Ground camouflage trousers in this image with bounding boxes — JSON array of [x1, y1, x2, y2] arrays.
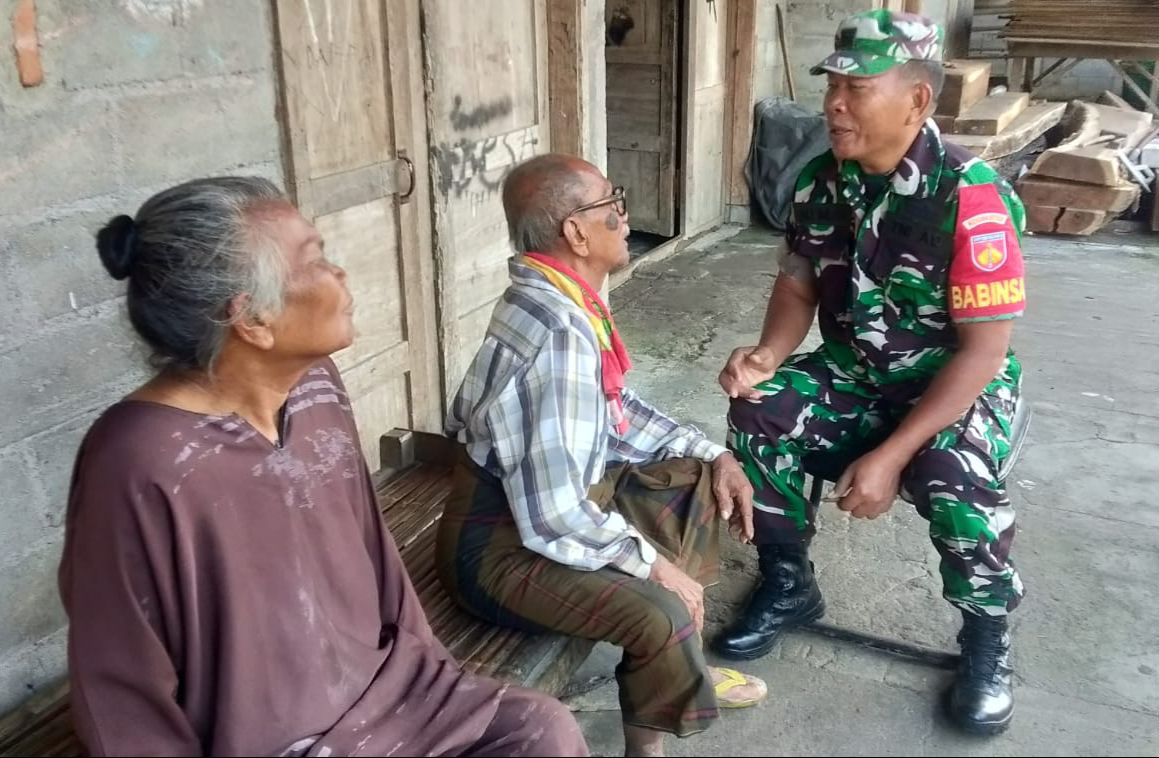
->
[[727, 348, 1025, 617]]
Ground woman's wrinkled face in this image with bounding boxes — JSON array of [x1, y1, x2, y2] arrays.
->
[[255, 203, 355, 360]]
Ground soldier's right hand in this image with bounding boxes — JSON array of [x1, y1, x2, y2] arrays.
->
[[719, 346, 779, 399]]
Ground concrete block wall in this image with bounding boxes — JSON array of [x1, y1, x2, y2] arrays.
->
[[1030, 60, 1122, 101], [778, 1, 1003, 111], [0, 0, 283, 713], [753, 0, 786, 104]]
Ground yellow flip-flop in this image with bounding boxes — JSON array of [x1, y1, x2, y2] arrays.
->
[[711, 666, 768, 709]]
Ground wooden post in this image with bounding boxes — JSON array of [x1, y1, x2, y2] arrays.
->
[[546, 0, 585, 158], [1151, 58, 1159, 108], [380, 430, 415, 471], [1113, 60, 1159, 118], [725, 0, 757, 208], [1150, 176, 1159, 233], [776, 4, 794, 101], [1008, 57, 1027, 92], [944, 0, 975, 61]]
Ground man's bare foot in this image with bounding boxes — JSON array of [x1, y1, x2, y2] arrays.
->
[[623, 724, 664, 757], [709, 666, 768, 708]]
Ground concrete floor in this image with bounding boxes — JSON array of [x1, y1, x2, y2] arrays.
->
[[568, 224, 1159, 756]]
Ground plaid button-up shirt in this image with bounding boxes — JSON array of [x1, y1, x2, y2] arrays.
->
[[447, 259, 727, 579]]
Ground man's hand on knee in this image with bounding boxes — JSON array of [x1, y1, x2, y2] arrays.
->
[[649, 556, 705, 631], [711, 453, 755, 543], [832, 447, 908, 519]]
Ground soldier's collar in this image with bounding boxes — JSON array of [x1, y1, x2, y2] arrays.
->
[[888, 120, 946, 198], [842, 120, 946, 200]]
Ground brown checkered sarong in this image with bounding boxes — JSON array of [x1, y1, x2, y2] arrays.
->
[[435, 449, 721, 736]]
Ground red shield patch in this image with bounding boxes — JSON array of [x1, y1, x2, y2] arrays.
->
[[970, 232, 1007, 273]]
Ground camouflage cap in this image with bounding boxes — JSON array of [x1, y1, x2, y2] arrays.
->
[[810, 9, 943, 77]]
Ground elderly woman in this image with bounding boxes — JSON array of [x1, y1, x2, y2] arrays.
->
[[58, 177, 588, 757]]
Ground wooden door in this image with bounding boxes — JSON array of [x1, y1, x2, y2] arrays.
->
[[421, 0, 552, 397], [685, 0, 729, 235], [273, 0, 442, 465], [606, 0, 679, 236]]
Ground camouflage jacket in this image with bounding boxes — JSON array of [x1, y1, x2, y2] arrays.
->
[[788, 121, 1026, 401]]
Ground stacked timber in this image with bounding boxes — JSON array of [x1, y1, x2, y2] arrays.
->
[[936, 59, 1065, 161], [1004, 1, 1159, 47], [1015, 101, 1152, 235]]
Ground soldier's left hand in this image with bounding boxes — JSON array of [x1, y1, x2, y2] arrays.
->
[[711, 453, 755, 543], [832, 448, 905, 519]]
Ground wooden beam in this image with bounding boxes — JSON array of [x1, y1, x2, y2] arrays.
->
[[1098, 90, 1136, 110], [938, 59, 991, 117], [776, 4, 794, 101], [1091, 103, 1154, 149], [1025, 206, 1110, 235], [1111, 60, 1159, 118], [944, 0, 975, 61], [1151, 176, 1159, 232], [546, 0, 585, 157], [1007, 38, 1159, 60], [725, 0, 758, 206], [1016, 175, 1140, 214], [1031, 145, 1122, 186], [1007, 57, 1027, 92], [946, 101, 1065, 159], [1151, 59, 1159, 108], [379, 429, 416, 471], [680, 0, 699, 235], [954, 92, 1030, 136]]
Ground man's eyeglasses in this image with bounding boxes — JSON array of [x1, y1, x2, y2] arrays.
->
[[561, 186, 628, 235]]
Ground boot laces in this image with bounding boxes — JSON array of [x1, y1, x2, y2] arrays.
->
[[960, 622, 1006, 681]]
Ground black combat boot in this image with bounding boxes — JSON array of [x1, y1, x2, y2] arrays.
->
[[948, 611, 1014, 735], [713, 543, 825, 660]]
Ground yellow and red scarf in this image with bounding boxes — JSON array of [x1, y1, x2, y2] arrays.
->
[[522, 253, 633, 434]]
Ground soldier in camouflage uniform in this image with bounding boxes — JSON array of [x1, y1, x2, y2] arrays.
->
[[713, 10, 1027, 735]]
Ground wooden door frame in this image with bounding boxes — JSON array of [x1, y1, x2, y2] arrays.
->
[[546, 0, 735, 280], [386, 0, 443, 433], [723, 0, 757, 221], [547, 0, 586, 158], [677, 0, 690, 237], [549, 1, 690, 239], [270, 0, 444, 433]]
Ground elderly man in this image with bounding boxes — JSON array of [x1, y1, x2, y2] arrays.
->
[[438, 154, 766, 757], [715, 10, 1027, 735]]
